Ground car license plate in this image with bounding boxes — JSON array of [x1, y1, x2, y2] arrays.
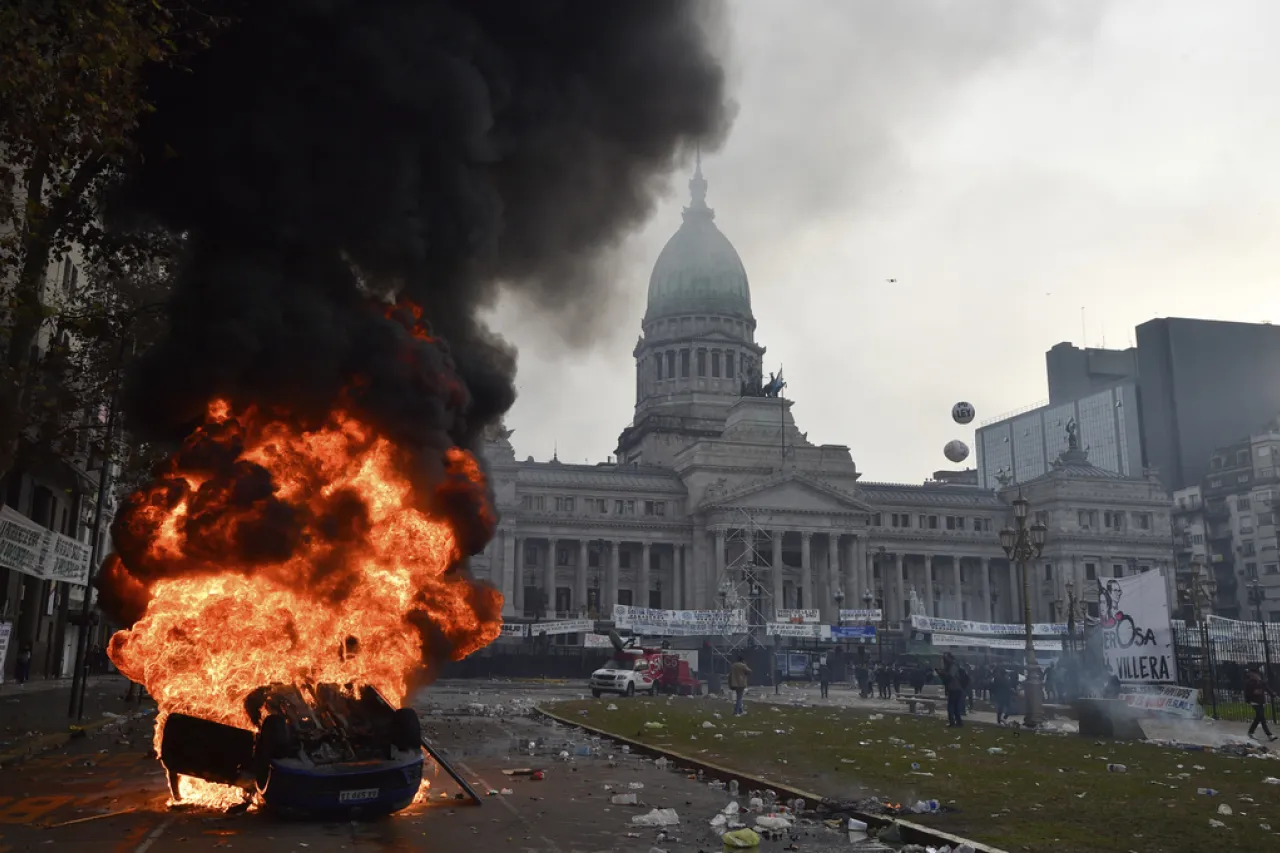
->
[[338, 788, 379, 803]]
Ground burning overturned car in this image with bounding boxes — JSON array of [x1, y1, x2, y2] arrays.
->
[[160, 680, 426, 818]]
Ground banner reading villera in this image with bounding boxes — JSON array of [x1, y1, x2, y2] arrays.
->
[[1097, 570, 1178, 684]]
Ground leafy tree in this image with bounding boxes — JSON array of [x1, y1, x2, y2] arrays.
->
[[0, 0, 223, 481]]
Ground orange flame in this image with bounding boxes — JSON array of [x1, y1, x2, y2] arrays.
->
[[103, 397, 503, 801]]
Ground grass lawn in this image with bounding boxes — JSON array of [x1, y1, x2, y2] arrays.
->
[[544, 697, 1280, 853]]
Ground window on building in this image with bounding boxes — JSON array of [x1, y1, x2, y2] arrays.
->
[[1238, 496, 1252, 511], [617, 589, 633, 606], [588, 548, 600, 568], [1044, 563, 1053, 581], [1246, 561, 1258, 579], [725, 354, 735, 379], [1192, 533, 1204, 544], [1267, 563, 1280, 575], [1078, 509, 1097, 527], [945, 516, 957, 531], [680, 350, 690, 377], [556, 547, 570, 566], [650, 550, 661, 570], [1104, 511, 1124, 531], [711, 352, 721, 378], [619, 550, 631, 570], [872, 513, 882, 526], [524, 544, 538, 566], [555, 496, 574, 512], [1133, 512, 1152, 530], [649, 588, 662, 608], [1085, 562, 1097, 580], [1237, 449, 1251, 465], [666, 351, 675, 378], [555, 587, 571, 614], [644, 500, 665, 516], [1243, 541, 1257, 557], [696, 349, 707, 377], [1113, 564, 1123, 578], [972, 517, 982, 531], [654, 356, 662, 381], [521, 494, 531, 510]]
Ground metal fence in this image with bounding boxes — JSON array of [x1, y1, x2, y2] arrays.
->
[[1172, 615, 1279, 722]]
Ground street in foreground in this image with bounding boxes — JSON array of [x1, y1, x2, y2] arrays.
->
[[546, 695, 1280, 853], [0, 682, 875, 853]]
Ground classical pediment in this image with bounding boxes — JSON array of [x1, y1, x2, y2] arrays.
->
[[700, 471, 874, 515]]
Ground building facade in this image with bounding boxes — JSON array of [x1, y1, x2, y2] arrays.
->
[[1136, 317, 1280, 491], [1171, 421, 1280, 621], [472, 165, 1176, 634], [975, 383, 1142, 490]]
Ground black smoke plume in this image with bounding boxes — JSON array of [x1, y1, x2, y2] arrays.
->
[[99, 0, 733, 626]]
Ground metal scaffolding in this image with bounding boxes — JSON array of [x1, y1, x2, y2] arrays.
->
[[712, 508, 775, 661]]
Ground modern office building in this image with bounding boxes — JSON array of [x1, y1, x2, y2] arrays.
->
[[1044, 342, 1138, 404], [1135, 318, 1280, 492], [975, 383, 1143, 490]]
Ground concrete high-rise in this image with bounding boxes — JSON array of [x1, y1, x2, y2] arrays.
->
[[1136, 318, 1280, 491]]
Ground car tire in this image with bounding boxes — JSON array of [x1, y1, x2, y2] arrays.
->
[[254, 714, 290, 789], [390, 707, 422, 752], [626, 683, 635, 697], [592, 690, 602, 698]]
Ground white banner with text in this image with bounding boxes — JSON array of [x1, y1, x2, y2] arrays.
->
[[612, 605, 747, 636], [0, 506, 92, 586], [909, 614, 1067, 636], [1097, 570, 1178, 684]]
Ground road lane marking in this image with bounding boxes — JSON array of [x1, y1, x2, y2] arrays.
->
[[0, 796, 77, 824], [133, 816, 174, 853]]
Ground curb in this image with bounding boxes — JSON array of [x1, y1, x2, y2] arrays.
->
[[535, 706, 1009, 853], [0, 709, 152, 769]]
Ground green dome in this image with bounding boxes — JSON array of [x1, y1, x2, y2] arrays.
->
[[644, 162, 752, 324]]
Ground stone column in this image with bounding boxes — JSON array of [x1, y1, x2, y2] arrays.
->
[[981, 557, 992, 622], [679, 545, 690, 610], [924, 555, 935, 617], [640, 541, 652, 610], [952, 556, 963, 619], [513, 536, 525, 613], [607, 541, 620, 618], [713, 529, 726, 601], [800, 532, 813, 611], [844, 536, 858, 608], [500, 530, 515, 616], [889, 552, 902, 621], [771, 531, 784, 616], [577, 540, 588, 614], [544, 539, 558, 617]]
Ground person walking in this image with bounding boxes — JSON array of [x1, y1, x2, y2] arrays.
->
[[15, 644, 32, 684], [818, 658, 830, 699], [936, 652, 966, 728], [1244, 669, 1277, 742], [991, 666, 1013, 725], [729, 655, 752, 716]]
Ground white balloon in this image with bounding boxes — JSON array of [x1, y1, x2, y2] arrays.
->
[[943, 440, 970, 464], [951, 401, 976, 425]]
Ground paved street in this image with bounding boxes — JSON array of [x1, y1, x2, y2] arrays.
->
[[0, 680, 870, 853]]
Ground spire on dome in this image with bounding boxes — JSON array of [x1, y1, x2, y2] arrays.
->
[[685, 145, 712, 220]]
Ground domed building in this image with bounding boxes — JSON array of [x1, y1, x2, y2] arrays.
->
[[474, 162, 1175, 648]]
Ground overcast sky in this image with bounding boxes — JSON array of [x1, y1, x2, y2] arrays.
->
[[485, 0, 1280, 484]]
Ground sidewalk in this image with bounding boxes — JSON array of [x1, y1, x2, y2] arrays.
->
[[0, 674, 155, 766]]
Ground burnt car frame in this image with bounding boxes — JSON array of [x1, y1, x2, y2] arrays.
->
[[160, 682, 426, 818]]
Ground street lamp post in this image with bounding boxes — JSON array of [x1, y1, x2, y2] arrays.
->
[[833, 587, 845, 622], [999, 493, 1048, 727]]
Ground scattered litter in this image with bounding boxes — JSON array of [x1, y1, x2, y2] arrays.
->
[[1106, 764, 1127, 773], [1217, 804, 1233, 816], [722, 828, 761, 848], [611, 793, 638, 805], [632, 808, 679, 827]]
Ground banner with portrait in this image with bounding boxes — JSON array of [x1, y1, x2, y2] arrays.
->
[[1097, 570, 1177, 684]]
